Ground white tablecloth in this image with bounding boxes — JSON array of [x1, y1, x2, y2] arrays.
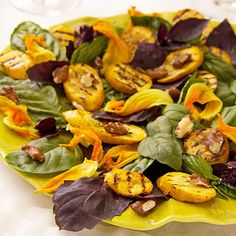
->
[[0, 0, 236, 235]]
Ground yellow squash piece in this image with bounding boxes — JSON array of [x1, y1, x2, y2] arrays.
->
[[207, 46, 232, 64], [35, 158, 98, 194], [121, 26, 155, 59], [157, 172, 216, 203], [105, 63, 152, 94], [63, 63, 104, 111], [183, 83, 222, 121], [104, 88, 173, 116], [51, 25, 74, 47], [156, 46, 203, 84], [104, 168, 153, 197], [196, 70, 218, 91], [63, 109, 147, 145], [0, 50, 33, 79]]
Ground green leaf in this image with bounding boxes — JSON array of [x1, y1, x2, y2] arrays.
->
[[10, 21, 66, 60], [138, 116, 183, 170], [5, 133, 83, 174], [123, 156, 154, 173], [131, 15, 172, 37], [221, 105, 236, 126], [101, 78, 126, 103], [177, 77, 205, 104], [182, 154, 219, 180], [0, 72, 69, 127], [70, 36, 108, 64], [202, 52, 236, 106], [211, 181, 229, 199], [162, 104, 189, 127]]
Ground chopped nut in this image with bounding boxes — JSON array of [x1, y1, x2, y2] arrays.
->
[[72, 101, 85, 110], [0, 86, 18, 103], [104, 122, 128, 135], [52, 65, 69, 84], [173, 53, 192, 68], [80, 73, 95, 87], [166, 87, 180, 102], [190, 174, 211, 188], [21, 144, 45, 163], [94, 56, 103, 71], [131, 199, 157, 215], [175, 115, 194, 139], [146, 66, 168, 80], [204, 130, 224, 154]]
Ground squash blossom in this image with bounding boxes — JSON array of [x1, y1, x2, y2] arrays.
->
[[104, 89, 173, 116], [216, 114, 236, 144], [0, 95, 38, 139], [93, 21, 132, 73], [98, 144, 140, 170], [35, 158, 98, 194], [183, 83, 222, 121]]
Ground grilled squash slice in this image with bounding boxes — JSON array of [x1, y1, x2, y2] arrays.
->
[[196, 70, 218, 91], [105, 168, 153, 197], [51, 25, 74, 47], [63, 64, 104, 111], [63, 109, 146, 144], [157, 172, 216, 203], [184, 128, 229, 165], [155, 46, 203, 83], [207, 46, 232, 64], [105, 63, 152, 94], [0, 50, 33, 79]]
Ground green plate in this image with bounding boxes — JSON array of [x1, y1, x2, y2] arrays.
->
[[1, 12, 236, 231]]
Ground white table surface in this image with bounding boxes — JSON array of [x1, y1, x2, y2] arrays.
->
[[1, 0, 236, 235]]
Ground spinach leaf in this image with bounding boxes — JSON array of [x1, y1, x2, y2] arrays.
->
[[138, 116, 183, 170], [162, 103, 189, 127], [101, 78, 126, 103], [221, 105, 236, 126], [212, 181, 236, 199], [123, 156, 154, 173], [203, 52, 236, 105], [177, 77, 205, 104], [70, 36, 108, 64], [182, 154, 219, 180], [10, 21, 66, 60], [0, 72, 69, 127], [131, 16, 172, 37], [5, 133, 83, 174]]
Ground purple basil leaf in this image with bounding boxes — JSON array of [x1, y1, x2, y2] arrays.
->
[[157, 23, 168, 45], [92, 107, 160, 123], [168, 18, 209, 42], [53, 176, 132, 232], [212, 164, 236, 186], [206, 19, 236, 65], [162, 41, 191, 51], [66, 40, 75, 60], [152, 76, 187, 90], [27, 61, 69, 84], [35, 117, 57, 136], [131, 42, 166, 69], [74, 25, 95, 47]]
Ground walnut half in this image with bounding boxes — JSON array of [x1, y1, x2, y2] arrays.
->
[[175, 115, 194, 139], [131, 199, 157, 215], [21, 144, 45, 163]]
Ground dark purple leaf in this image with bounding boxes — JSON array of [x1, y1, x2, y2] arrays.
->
[[168, 18, 209, 42], [74, 25, 95, 47], [157, 23, 168, 45], [53, 176, 132, 232], [92, 107, 160, 123], [152, 76, 187, 90], [212, 164, 236, 186], [136, 186, 168, 200], [35, 117, 57, 136], [206, 19, 236, 65], [66, 40, 75, 60], [27, 61, 69, 84], [131, 43, 166, 69], [162, 41, 191, 51], [227, 161, 236, 169]]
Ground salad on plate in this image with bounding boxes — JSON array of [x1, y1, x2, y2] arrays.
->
[[1, 6, 236, 232]]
